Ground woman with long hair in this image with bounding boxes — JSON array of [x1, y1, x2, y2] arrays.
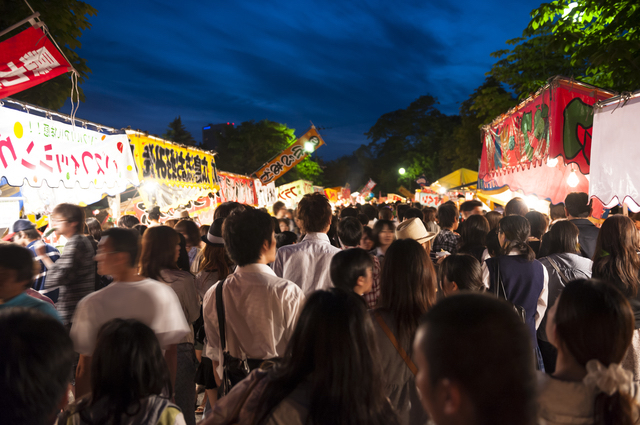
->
[[59, 319, 185, 425], [85, 217, 103, 242], [139, 226, 200, 425], [457, 214, 490, 263], [483, 215, 548, 370], [373, 238, 437, 424], [175, 219, 202, 267], [537, 220, 592, 372], [204, 289, 398, 425], [539, 279, 640, 425], [371, 219, 396, 263], [592, 215, 640, 380]]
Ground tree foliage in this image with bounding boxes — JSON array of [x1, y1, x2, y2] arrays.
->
[[0, 0, 97, 109], [163, 116, 196, 146]]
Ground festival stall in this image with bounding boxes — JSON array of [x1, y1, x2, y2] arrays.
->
[[478, 77, 615, 206], [276, 179, 313, 208], [217, 171, 258, 206], [589, 91, 640, 212], [0, 98, 139, 228], [254, 178, 278, 208]]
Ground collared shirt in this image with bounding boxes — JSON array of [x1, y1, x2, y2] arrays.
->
[[27, 240, 60, 291], [70, 278, 190, 356], [202, 263, 305, 378], [44, 234, 96, 325], [430, 229, 460, 262], [273, 232, 341, 295]]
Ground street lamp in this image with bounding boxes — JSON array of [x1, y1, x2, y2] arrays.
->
[[398, 168, 406, 175]]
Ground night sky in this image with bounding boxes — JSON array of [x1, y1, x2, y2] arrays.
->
[[62, 0, 541, 161]]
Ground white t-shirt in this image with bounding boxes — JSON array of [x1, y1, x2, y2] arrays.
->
[[70, 278, 190, 356]]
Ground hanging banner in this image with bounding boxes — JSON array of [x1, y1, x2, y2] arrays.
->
[[0, 105, 138, 191], [277, 179, 313, 206], [218, 172, 257, 205], [324, 188, 338, 203], [128, 131, 218, 190], [416, 192, 442, 207], [360, 178, 377, 196], [0, 27, 72, 98], [254, 127, 325, 184], [254, 179, 277, 207]]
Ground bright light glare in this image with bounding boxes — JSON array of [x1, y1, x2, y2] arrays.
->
[[144, 181, 159, 191], [546, 157, 559, 168], [398, 168, 406, 175], [439, 187, 447, 195], [304, 141, 315, 153], [567, 170, 580, 188]]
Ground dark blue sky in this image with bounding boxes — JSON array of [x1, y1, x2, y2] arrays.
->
[[63, 0, 540, 161]]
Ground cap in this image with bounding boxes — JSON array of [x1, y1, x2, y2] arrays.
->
[[2, 219, 36, 241]]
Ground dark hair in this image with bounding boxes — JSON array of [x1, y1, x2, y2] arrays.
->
[[164, 218, 179, 228], [458, 214, 490, 252], [0, 308, 75, 425], [546, 220, 580, 255], [82, 319, 171, 425], [554, 279, 635, 425], [215, 202, 245, 220], [397, 204, 410, 222], [362, 204, 377, 221], [132, 223, 147, 236], [504, 198, 529, 217], [176, 233, 191, 272], [485, 210, 503, 231], [199, 224, 210, 238], [549, 203, 566, 221], [418, 293, 536, 425], [255, 289, 399, 425], [117, 214, 140, 229], [439, 254, 484, 294], [340, 207, 358, 219], [330, 248, 374, 292], [297, 193, 332, 233], [0, 243, 36, 287], [148, 207, 161, 222], [139, 226, 180, 280], [378, 208, 394, 221], [356, 213, 370, 226], [498, 215, 536, 261], [486, 228, 501, 257], [437, 203, 459, 229], [102, 228, 141, 268], [525, 211, 549, 239], [276, 231, 298, 249], [223, 209, 274, 266], [86, 217, 103, 241], [338, 217, 364, 247], [372, 219, 395, 248], [174, 219, 201, 247], [423, 207, 436, 223], [53, 203, 85, 233], [403, 207, 424, 221], [460, 200, 483, 214], [592, 215, 640, 298], [272, 201, 285, 216], [377, 239, 437, 347], [564, 192, 592, 218]]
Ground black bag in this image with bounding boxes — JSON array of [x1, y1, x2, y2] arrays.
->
[[216, 280, 265, 396], [493, 259, 526, 322]]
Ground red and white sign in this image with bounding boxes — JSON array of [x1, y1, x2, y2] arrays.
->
[[417, 192, 441, 207], [217, 172, 257, 205], [0, 27, 72, 99]]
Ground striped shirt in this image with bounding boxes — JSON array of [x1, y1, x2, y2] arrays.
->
[[27, 240, 60, 291]]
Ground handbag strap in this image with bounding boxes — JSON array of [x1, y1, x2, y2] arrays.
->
[[548, 257, 570, 286], [215, 279, 227, 351], [493, 259, 508, 301], [374, 312, 418, 376]]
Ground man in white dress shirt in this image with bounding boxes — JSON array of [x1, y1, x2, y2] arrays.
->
[[273, 193, 340, 295], [203, 209, 305, 381]]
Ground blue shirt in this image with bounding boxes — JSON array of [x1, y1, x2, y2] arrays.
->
[[27, 240, 60, 291], [0, 292, 61, 322]]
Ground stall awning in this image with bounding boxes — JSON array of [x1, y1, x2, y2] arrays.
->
[[431, 168, 478, 191]]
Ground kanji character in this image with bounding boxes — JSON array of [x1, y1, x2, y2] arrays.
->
[[20, 47, 60, 77], [0, 62, 29, 87]]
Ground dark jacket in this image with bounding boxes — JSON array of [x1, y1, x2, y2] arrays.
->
[[538, 218, 600, 259]]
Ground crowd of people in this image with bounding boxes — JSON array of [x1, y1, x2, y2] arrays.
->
[[2, 191, 640, 425]]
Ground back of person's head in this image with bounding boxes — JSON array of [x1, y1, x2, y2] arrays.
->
[[256, 289, 397, 425], [505, 197, 529, 217], [564, 192, 592, 218], [164, 218, 179, 228], [362, 204, 377, 221], [458, 214, 490, 250], [86, 217, 103, 242], [552, 279, 635, 425], [372, 219, 395, 247], [276, 231, 298, 249], [397, 204, 410, 222], [525, 211, 549, 239], [139, 226, 180, 280], [547, 220, 580, 255], [378, 239, 436, 346], [498, 215, 535, 260], [338, 217, 364, 247], [437, 203, 459, 229], [174, 219, 201, 247], [272, 201, 285, 217], [592, 215, 640, 297], [89, 319, 171, 419], [378, 207, 393, 221], [224, 209, 274, 266], [0, 308, 74, 425], [297, 193, 332, 233], [439, 254, 484, 295], [214, 202, 245, 220], [403, 207, 424, 222], [132, 223, 147, 236], [549, 202, 566, 221], [485, 210, 503, 231], [330, 248, 374, 293], [117, 214, 140, 229], [148, 207, 161, 222], [176, 233, 191, 272], [0, 243, 36, 289], [486, 228, 501, 257], [339, 207, 358, 219], [423, 207, 437, 223], [53, 203, 85, 234], [460, 200, 483, 216], [356, 213, 370, 226], [102, 227, 140, 268], [415, 293, 536, 425]]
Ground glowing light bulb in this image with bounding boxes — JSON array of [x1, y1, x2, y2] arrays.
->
[[546, 157, 558, 168], [567, 170, 579, 188], [398, 168, 406, 175], [439, 187, 447, 195]]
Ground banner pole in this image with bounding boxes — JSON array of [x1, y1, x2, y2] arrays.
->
[[0, 12, 41, 38]]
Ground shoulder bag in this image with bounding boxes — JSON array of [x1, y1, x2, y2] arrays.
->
[[374, 311, 418, 375], [547, 256, 571, 286]]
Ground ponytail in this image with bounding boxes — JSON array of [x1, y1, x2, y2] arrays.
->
[[500, 240, 536, 261], [594, 392, 636, 425]]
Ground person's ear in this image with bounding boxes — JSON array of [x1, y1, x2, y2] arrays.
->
[[356, 274, 366, 289], [438, 378, 463, 416], [448, 280, 459, 293]]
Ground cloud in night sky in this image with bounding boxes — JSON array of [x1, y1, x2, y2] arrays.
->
[[61, 0, 541, 160]]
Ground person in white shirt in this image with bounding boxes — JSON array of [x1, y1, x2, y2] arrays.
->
[[202, 208, 305, 386], [273, 193, 340, 295], [70, 228, 190, 399]]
